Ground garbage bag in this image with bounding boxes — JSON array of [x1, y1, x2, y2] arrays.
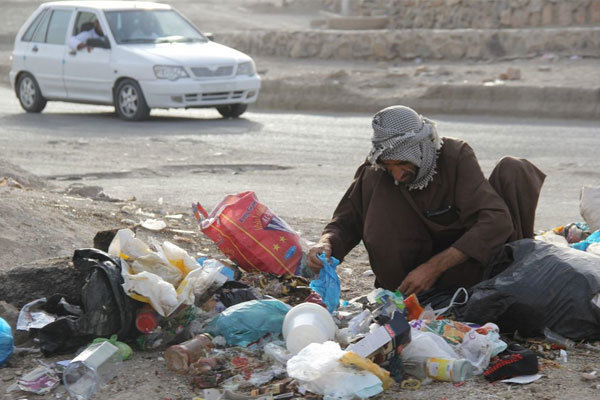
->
[[30, 249, 139, 355], [0, 317, 13, 366], [205, 299, 291, 347], [457, 239, 600, 340], [309, 253, 340, 313], [194, 191, 304, 276]]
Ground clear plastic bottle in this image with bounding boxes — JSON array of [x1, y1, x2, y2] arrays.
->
[[62, 341, 122, 400], [403, 356, 472, 382], [165, 333, 214, 373], [543, 327, 575, 349]]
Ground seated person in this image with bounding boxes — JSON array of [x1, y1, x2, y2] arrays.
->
[[67, 18, 104, 51], [307, 105, 546, 296]]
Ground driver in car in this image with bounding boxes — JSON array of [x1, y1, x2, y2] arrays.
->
[[67, 18, 104, 52]]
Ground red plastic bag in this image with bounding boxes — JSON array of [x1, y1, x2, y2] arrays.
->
[[194, 191, 302, 276]]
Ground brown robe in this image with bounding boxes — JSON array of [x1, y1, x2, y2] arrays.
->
[[323, 137, 545, 291]]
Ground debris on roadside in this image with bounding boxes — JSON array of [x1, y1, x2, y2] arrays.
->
[[6, 189, 600, 399]]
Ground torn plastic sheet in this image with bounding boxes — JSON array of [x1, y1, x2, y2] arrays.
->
[[7, 363, 60, 395], [16, 298, 57, 331]]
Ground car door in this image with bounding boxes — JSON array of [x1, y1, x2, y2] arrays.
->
[[24, 8, 73, 99], [63, 10, 114, 103]]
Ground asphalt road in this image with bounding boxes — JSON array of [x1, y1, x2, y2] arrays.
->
[[1, 86, 599, 231]]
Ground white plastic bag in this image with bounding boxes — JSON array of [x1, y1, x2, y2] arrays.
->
[[131, 253, 183, 287], [286, 341, 383, 400], [581, 186, 600, 231], [401, 329, 459, 362], [454, 330, 493, 375]]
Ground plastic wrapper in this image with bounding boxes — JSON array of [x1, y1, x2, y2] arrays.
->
[[16, 298, 57, 331], [205, 299, 291, 347], [309, 253, 340, 313], [286, 341, 383, 400]]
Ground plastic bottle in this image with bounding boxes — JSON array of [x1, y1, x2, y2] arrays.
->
[[62, 341, 122, 400], [165, 333, 214, 373], [403, 356, 472, 382], [543, 327, 575, 349]]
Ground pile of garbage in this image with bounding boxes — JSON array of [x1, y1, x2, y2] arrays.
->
[[3, 190, 600, 399]]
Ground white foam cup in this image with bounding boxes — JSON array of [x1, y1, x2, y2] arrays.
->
[[282, 302, 337, 355]]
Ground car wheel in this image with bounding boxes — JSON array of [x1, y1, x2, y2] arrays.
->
[[114, 79, 150, 121], [216, 103, 247, 119], [16, 73, 47, 113]]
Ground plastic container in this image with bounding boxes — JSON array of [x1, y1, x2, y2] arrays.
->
[[282, 302, 337, 355], [135, 305, 160, 333], [62, 341, 122, 400], [403, 356, 472, 382], [165, 333, 214, 373]]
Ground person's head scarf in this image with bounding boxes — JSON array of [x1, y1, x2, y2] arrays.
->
[[367, 105, 442, 190]]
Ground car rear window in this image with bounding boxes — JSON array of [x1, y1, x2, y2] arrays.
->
[[22, 9, 48, 42], [31, 10, 51, 43], [46, 10, 73, 44]]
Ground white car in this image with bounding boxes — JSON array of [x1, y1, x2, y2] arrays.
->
[[9, 1, 261, 120]]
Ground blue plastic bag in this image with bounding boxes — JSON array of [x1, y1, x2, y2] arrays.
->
[[309, 253, 341, 313], [571, 229, 600, 251], [0, 317, 14, 367], [205, 299, 291, 347]]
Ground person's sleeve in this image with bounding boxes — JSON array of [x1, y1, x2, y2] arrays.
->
[[68, 31, 88, 50], [451, 144, 513, 265], [322, 164, 368, 261]]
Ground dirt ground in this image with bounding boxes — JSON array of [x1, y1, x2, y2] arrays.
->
[[2, 161, 600, 400]]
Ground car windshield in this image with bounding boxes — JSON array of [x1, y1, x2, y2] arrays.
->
[[105, 9, 207, 44]]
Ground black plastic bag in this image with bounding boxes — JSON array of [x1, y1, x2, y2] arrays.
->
[[456, 239, 600, 340], [33, 249, 138, 355]]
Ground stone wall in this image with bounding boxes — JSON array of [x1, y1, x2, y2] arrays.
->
[[217, 27, 600, 61], [326, 0, 600, 29]]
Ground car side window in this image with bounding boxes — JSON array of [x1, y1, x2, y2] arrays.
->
[[46, 10, 73, 45], [31, 9, 52, 43], [73, 11, 98, 34], [22, 9, 48, 42]]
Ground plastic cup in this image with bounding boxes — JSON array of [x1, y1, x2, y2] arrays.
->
[[282, 302, 337, 355]]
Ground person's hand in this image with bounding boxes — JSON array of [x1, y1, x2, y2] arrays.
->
[[86, 45, 93, 53], [307, 239, 332, 275], [398, 262, 442, 296], [77, 42, 86, 50]]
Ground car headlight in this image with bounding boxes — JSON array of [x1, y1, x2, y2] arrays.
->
[[236, 61, 255, 76], [153, 65, 189, 81]]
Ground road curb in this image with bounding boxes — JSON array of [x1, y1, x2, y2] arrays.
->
[[256, 78, 600, 119]]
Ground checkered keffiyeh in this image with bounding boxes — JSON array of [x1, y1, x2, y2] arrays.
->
[[367, 105, 442, 190]]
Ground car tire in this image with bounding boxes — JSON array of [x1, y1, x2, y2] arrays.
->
[[16, 73, 47, 113], [216, 103, 247, 119], [114, 79, 150, 121]]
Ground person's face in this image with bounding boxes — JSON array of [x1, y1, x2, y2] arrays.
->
[[380, 160, 417, 184], [93, 19, 103, 35]]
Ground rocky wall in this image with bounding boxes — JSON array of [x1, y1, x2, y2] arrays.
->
[[326, 0, 600, 29], [217, 27, 600, 61]]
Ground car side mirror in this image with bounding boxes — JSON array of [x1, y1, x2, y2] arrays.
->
[[86, 37, 110, 49], [204, 32, 214, 42]]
